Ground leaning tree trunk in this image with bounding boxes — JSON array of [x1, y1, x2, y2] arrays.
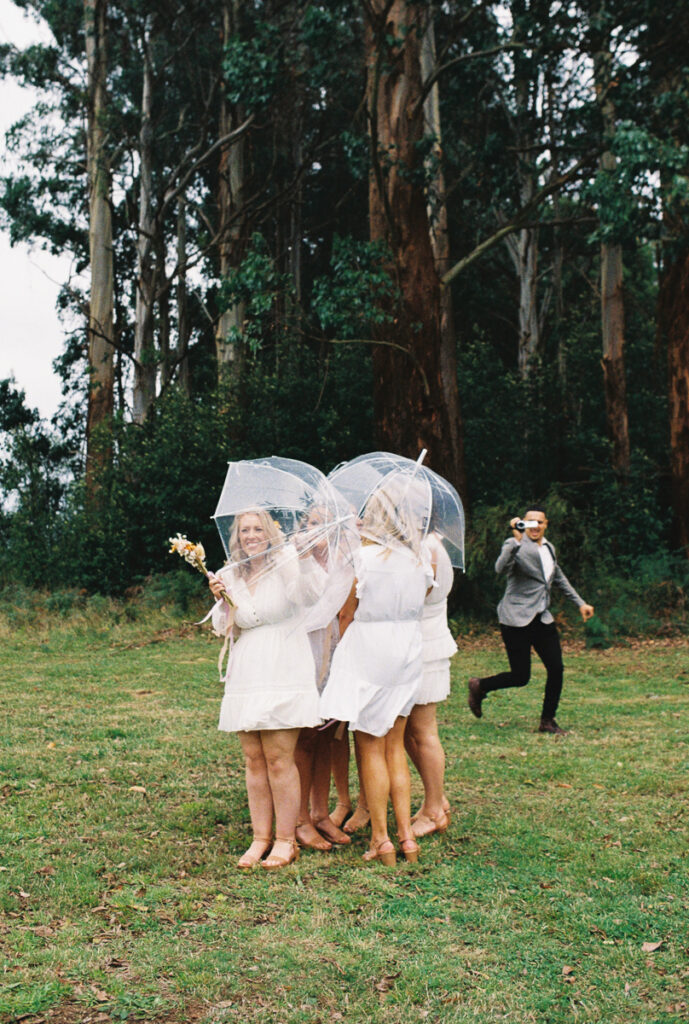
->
[[84, 0, 114, 493], [420, 8, 467, 502], [593, 20, 630, 477], [364, 0, 464, 490], [660, 249, 689, 553], [132, 21, 157, 423]]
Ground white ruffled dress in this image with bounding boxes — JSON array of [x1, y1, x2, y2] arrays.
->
[[211, 547, 326, 732], [318, 543, 432, 737], [416, 536, 457, 705]]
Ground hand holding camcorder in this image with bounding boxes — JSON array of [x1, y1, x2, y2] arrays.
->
[[513, 519, 539, 532]]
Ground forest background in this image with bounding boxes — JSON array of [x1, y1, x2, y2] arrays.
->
[[1, 0, 689, 637]]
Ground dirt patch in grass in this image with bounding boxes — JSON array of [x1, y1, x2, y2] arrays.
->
[[15, 998, 208, 1024]]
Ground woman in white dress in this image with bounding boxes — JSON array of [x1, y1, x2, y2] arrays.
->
[[319, 489, 433, 865], [209, 509, 325, 870], [405, 532, 456, 837], [293, 507, 353, 850]]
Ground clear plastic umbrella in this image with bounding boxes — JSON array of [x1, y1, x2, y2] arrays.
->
[[328, 450, 465, 569], [212, 455, 358, 595]]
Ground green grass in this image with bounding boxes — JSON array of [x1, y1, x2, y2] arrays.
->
[[1, 606, 688, 1023]]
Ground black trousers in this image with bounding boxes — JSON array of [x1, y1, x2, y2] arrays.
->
[[481, 615, 564, 720]]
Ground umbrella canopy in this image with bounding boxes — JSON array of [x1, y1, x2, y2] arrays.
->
[[328, 451, 465, 569], [213, 455, 356, 570]]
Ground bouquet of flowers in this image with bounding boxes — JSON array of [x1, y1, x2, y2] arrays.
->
[[168, 533, 234, 606]]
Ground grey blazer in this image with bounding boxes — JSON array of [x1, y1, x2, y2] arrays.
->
[[495, 535, 584, 628]]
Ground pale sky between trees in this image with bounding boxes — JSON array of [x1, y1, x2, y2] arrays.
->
[[0, 0, 68, 419]]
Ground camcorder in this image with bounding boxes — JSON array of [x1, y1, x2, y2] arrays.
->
[[514, 519, 540, 532]]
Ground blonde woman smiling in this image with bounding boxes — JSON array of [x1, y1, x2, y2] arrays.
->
[[209, 508, 325, 870]]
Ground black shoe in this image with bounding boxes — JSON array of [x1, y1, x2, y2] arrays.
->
[[468, 677, 484, 718], [538, 718, 567, 735]]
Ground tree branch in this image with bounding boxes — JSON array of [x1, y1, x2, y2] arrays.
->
[[414, 43, 525, 119], [441, 152, 599, 288]]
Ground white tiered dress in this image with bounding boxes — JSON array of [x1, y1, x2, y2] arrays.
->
[[416, 535, 457, 705], [212, 548, 326, 732], [318, 543, 432, 737]]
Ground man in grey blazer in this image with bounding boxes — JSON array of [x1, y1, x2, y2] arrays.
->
[[468, 506, 594, 734]]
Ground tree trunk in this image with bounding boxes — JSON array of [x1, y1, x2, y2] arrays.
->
[[132, 21, 156, 423], [364, 0, 464, 491], [600, 235, 630, 474], [505, 190, 541, 378], [176, 196, 190, 394], [84, 0, 114, 491], [157, 230, 171, 388], [215, 0, 247, 378], [420, 8, 467, 503], [505, 42, 540, 379], [593, 21, 630, 476], [660, 249, 689, 553]]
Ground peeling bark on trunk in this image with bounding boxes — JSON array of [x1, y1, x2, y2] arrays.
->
[[84, 0, 114, 492], [661, 249, 689, 553], [215, 0, 247, 378], [132, 23, 156, 423], [365, 0, 464, 491]]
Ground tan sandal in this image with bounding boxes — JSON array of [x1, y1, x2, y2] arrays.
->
[[362, 838, 396, 867], [342, 805, 370, 834], [315, 817, 351, 845], [295, 821, 332, 851], [398, 836, 420, 863], [329, 800, 352, 828], [262, 838, 299, 870], [411, 810, 449, 839], [237, 836, 272, 869]]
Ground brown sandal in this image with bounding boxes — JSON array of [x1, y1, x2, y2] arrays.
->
[[411, 810, 450, 839], [237, 836, 272, 869], [329, 800, 352, 828], [262, 838, 299, 870], [398, 837, 420, 863], [315, 817, 351, 845], [295, 821, 332, 851], [342, 805, 371, 834], [362, 838, 396, 866]]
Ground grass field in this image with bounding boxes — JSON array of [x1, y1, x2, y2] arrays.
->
[[1, 604, 688, 1024]]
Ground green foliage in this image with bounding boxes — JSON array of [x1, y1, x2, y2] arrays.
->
[[0, 0, 686, 625], [312, 236, 397, 338], [223, 23, 282, 111], [217, 233, 289, 354]]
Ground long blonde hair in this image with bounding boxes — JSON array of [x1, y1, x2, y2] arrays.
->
[[228, 508, 284, 577], [360, 482, 421, 556]]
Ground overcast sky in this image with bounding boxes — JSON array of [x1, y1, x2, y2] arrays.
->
[[0, 0, 69, 420]]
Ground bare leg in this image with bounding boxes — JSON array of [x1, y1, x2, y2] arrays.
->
[[329, 726, 352, 827], [356, 730, 394, 863], [385, 716, 414, 844], [261, 728, 301, 866], [343, 732, 370, 833], [405, 703, 446, 819], [236, 731, 274, 866], [294, 728, 331, 850], [311, 724, 350, 844]]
